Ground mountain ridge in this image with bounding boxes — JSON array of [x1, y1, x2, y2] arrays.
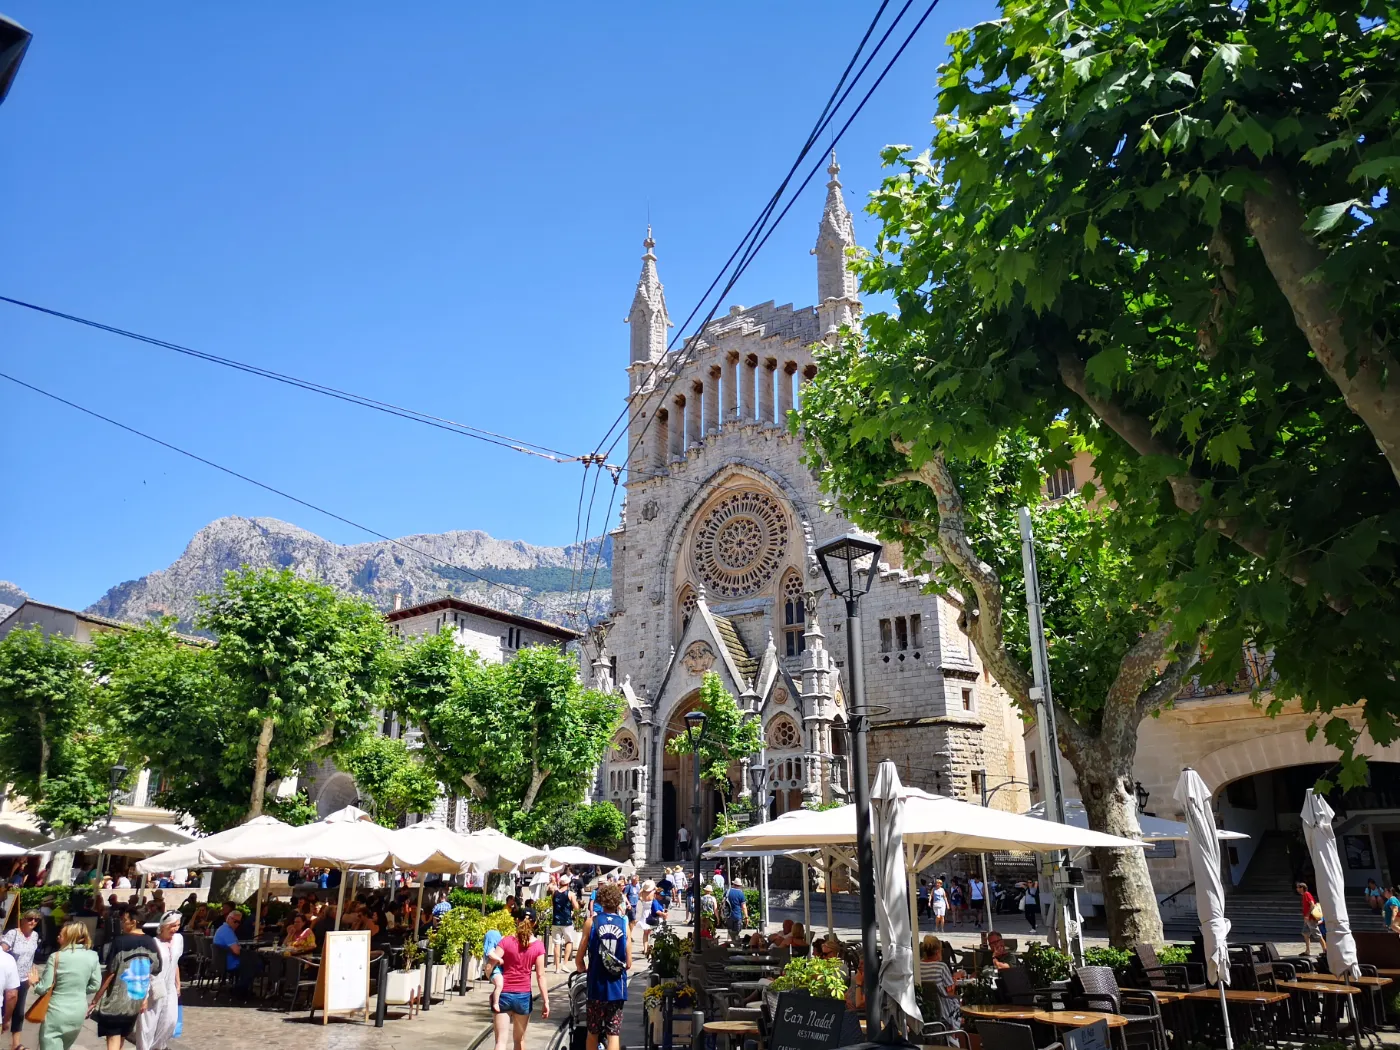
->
[[84, 515, 611, 632]]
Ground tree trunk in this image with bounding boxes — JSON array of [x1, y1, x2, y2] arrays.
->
[[36, 711, 48, 791], [1244, 168, 1400, 488], [1073, 740, 1164, 947], [248, 716, 276, 820]]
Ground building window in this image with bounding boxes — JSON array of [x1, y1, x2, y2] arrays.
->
[[1048, 467, 1076, 499], [879, 619, 893, 653], [767, 716, 801, 750], [882, 617, 921, 653], [782, 572, 806, 657], [970, 769, 982, 798], [910, 614, 922, 650], [895, 616, 909, 651], [962, 687, 974, 711], [1028, 751, 1040, 792]]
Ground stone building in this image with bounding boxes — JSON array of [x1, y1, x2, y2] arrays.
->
[[582, 157, 1028, 868]]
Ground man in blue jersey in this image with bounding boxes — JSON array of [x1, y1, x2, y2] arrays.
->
[[576, 882, 632, 1050]]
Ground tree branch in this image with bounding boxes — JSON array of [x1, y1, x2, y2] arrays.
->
[[1057, 349, 1349, 613], [890, 439, 1035, 707], [1244, 167, 1400, 489], [521, 767, 552, 812], [1105, 624, 1174, 718], [1137, 640, 1202, 719]]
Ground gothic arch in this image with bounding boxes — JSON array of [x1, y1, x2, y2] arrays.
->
[[1196, 727, 1400, 795], [609, 730, 639, 762], [676, 584, 698, 640], [766, 713, 802, 750], [652, 461, 818, 643]]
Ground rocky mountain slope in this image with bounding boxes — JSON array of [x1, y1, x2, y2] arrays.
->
[[85, 516, 611, 632], [0, 582, 27, 622]]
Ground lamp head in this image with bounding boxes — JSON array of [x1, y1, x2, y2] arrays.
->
[[109, 763, 128, 790], [815, 532, 883, 602], [0, 16, 31, 106], [749, 763, 769, 799], [683, 709, 707, 751], [1134, 780, 1150, 813]]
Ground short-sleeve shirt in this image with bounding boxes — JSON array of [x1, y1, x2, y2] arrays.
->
[[724, 888, 747, 922], [432, 901, 452, 917], [1, 927, 39, 980], [0, 952, 18, 995], [496, 935, 544, 994], [483, 930, 504, 978], [1385, 896, 1400, 929], [213, 923, 241, 969], [1301, 891, 1317, 917]]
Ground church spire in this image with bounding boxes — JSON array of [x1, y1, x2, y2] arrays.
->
[[812, 152, 860, 340], [627, 226, 672, 365]]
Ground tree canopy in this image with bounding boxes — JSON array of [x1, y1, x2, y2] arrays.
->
[[340, 735, 442, 828], [832, 0, 1399, 775], [391, 631, 622, 835]]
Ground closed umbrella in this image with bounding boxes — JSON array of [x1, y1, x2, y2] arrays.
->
[[1174, 768, 1232, 1050], [871, 761, 921, 1033], [1301, 790, 1360, 979]]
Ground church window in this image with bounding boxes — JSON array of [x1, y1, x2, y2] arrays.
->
[[691, 490, 790, 598], [910, 614, 923, 650], [879, 619, 893, 653], [610, 732, 639, 762], [781, 571, 805, 657], [768, 716, 800, 750], [895, 616, 908, 651]]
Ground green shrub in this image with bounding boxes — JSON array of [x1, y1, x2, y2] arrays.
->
[[1023, 942, 1071, 985], [1083, 945, 1133, 977], [448, 889, 505, 913], [770, 957, 847, 1000], [651, 922, 682, 978], [20, 887, 74, 911], [743, 888, 764, 928], [428, 906, 476, 966], [1156, 945, 1190, 966]]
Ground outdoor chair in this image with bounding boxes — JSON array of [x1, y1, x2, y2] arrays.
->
[[208, 943, 235, 996], [260, 952, 285, 1000], [1117, 989, 1170, 1050], [999, 966, 1061, 1008], [974, 1020, 1061, 1050], [1070, 966, 1164, 1050], [281, 955, 318, 1011], [1130, 944, 1205, 992], [1228, 946, 1275, 991], [919, 1018, 970, 1048]]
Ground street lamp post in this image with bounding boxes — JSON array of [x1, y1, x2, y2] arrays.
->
[[974, 770, 1031, 933], [749, 761, 770, 931], [816, 531, 883, 1021], [106, 763, 128, 826], [684, 709, 707, 953]]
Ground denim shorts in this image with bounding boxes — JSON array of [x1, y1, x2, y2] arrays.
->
[[497, 991, 533, 1015]]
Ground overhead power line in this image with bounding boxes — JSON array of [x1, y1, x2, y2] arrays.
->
[[0, 294, 576, 463], [0, 370, 558, 617]]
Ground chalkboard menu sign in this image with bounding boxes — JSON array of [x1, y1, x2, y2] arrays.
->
[[768, 992, 858, 1050]]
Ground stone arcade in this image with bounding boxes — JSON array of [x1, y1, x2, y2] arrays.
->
[[582, 157, 1029, 867]]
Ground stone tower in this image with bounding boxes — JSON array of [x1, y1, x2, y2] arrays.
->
[[812, 152, 860, 340]]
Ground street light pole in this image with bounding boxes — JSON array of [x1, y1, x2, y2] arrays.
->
[[749, 762, 770, 932], [816, 532, 883, 1022], [974, 771, 1032, 934], [684, 709, 707, 953]]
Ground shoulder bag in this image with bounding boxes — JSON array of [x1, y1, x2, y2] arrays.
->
[[24, 951, 55, 1024]]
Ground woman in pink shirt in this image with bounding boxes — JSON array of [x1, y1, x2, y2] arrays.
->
[[486, 907, 551, 1050]]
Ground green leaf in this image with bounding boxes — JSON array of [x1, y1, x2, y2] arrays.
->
[[1239, 117, 1273, 160], [1204, 423, 1253, 469], [1348, 156, 1400, 182], [1305, 199, 1363, 233]]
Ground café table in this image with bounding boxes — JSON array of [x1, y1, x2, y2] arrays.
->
[[1181, 989, 1288, 1047], [1292, 973, 1392, 1033], [1121, 987, 1184, 1005], [1276, 981, 1363, 1050], [961, 1004, 1042, 1023], [1034, 1009, 1129, 1050], [703, 1019, 759, 1050]]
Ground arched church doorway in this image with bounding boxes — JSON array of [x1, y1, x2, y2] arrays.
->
[[661, 690, 734, 855], [662, 782, 677, 861]]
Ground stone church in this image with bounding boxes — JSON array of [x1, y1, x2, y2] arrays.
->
[[583, 157, 1028, 867]]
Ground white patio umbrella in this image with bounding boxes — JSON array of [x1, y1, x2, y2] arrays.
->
[[203, 805, 400, 930], [1174, 768, 1233, 1050], [871, 761, 921, 1033], [465, 827, 537, 873], [94, 825, 198, 858], [390, 819, 504, 936], [524, 845, 625, 871], [0, 841, 28, 858], [37, 822, 190, 856], [1302, 789, 1360, 979], [136, 815, 290, 874], [1026, 798, 1250, 842]]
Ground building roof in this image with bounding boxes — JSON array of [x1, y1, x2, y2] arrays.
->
[[0, 600, 210, 646], [385, 595, 579, 641], [712, 614, 758, 682]]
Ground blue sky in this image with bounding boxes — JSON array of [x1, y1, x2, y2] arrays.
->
[[0, 1, 994, 610]]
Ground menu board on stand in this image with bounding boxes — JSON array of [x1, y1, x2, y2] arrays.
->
[[314, 929, 372, 1024]]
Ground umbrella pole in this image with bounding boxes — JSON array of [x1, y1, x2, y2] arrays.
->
[[907, 868, 920, 968], [824, 851, 834, 937], [1217, 980, 1233, 1050], [253, 868, 266, 938], [414, 878, 425, 940], [980, 852, 993, 933], [802, 860, 811, 934], [334, 870, 347, 932]]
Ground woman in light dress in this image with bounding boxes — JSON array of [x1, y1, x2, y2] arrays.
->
[[30, 922, 103, 1050], [134, 911, 183, 1050]]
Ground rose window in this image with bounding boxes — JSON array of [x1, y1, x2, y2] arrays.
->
[[768, 717, 800, 749], [692, 490, 789, 598]]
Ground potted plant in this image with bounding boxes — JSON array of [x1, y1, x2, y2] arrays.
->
[[643, 982, 698, 1043], [384, 942, 424, 1007], [651, 923, 682, 980], [427, 908, 475, 996]]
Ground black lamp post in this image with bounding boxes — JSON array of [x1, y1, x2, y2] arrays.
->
[[749, 762, 770, 931], [106, 762, 128, 826], [1135, 781, 1151, 815], [684, 709, 707, 951], [816, 531, 882, 1021]]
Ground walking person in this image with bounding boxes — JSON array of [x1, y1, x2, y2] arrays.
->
[[1298, 881, 1326, 956], [485, 907, 550, 1050], [969, 875, 985, 929], [677, 826, 691, 861], [723, 878, 749, 945], [575, 881, 631, 1050], [931, 879, 948, 933], [133, 912, 182, 1050], [550, 876, 578, 973], [2, 911, 41, 1050], [1020, 880, 1040, 934], [949, 880, 964, 925], [30, 922, 103, 1050], [91, 905, 161, 1050]]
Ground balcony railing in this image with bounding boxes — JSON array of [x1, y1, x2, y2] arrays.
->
[[1178, 647, 1274, 700]]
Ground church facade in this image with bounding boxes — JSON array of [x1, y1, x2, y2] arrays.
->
[[584, 158, 1028, 866]]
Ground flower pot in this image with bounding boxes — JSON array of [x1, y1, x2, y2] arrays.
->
[[384, 968, 423, 1006], [648, 1008, 694, 1044], [429, 963, 449, 996], [466, 955, 483, 982]]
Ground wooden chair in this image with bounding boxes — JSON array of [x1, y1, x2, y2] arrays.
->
[[1131, 944, 1205, 992], [1071, 966, 1164, 1050], [975, 1020, 1061, 1050]]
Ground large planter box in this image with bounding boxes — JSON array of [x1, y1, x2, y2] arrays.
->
[[383, 968, 423, 1006], [466, 955, 484, 982], [429, 963, 450, 996], [647, 1007, 694, 1045]]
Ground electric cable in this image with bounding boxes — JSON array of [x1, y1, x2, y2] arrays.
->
[[0, 294, 576, 463], [0, 370, 558, 617]]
